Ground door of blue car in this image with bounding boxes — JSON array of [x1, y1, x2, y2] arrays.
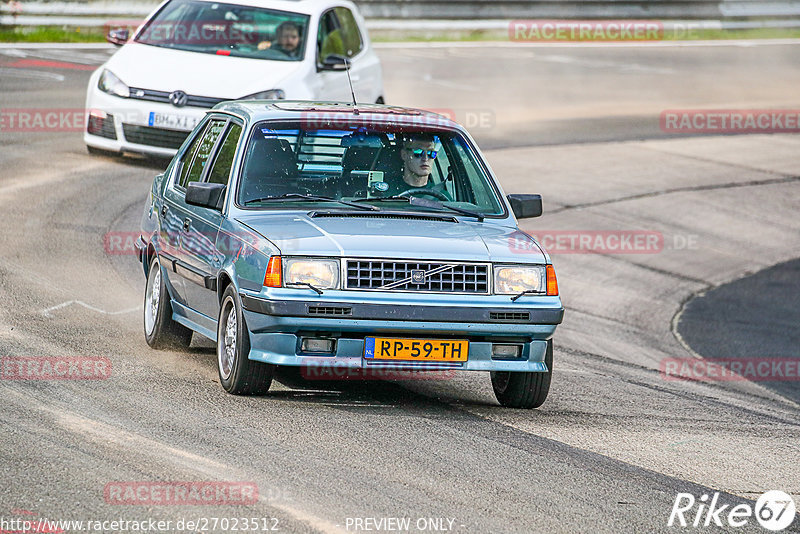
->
[[180, 118, 244, 319], [160, 119, 215, 307]]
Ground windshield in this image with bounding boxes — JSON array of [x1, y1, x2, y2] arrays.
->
[[236, 121, 506, 217], [135, 0, 310, 62]]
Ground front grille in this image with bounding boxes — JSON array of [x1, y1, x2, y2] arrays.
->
[[308, 306, 352, 316], [346, 260, 489, 294], [122, 124, 190, 149], [128, 87, 227, 109], [490, 311, 531, 322], [87, 113, 117, 139]]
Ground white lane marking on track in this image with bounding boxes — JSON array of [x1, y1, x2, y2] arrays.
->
[[40, 300, 140, 318], [0, 67, 64, 81], [534, 53, 675, 74], [374, 38, 800, 49], [3, 387, 347, 534]]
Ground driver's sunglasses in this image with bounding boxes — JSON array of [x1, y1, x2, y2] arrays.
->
[[406, 148, 438, 159]]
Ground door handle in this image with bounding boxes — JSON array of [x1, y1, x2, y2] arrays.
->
[[183, 218, 191, 232], [161, 205, 168, 217]]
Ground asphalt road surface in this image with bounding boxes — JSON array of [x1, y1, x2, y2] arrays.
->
[[0, 41, 798, 534]]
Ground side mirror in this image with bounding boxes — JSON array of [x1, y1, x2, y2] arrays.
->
[[106, 28, 130, 46], [186, 182, 226, 211], [319, 54, 348, 71], [507, 194, 543, 219]]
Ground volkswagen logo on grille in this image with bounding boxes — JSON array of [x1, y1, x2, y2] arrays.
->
[[169, 90, 188, 108], [410, 270, 425, 284]]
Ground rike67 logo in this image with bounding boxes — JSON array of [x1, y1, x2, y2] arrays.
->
[[669, 490, 796, 531]]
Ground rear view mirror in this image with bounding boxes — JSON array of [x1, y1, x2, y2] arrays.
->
[[186, 182, 226, 211], [320, 54, 348, 71], [507, 194, 543, 219], [106, 28, 130, 46]]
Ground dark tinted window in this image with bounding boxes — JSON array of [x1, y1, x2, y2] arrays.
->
[[177, 122, 208, 188], [207, 123, 243, 185], [181, 119, 226, 188]]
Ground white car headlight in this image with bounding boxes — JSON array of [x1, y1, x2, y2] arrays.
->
[[494, 265, 546, 294], [98, 69, 130, 98], [284, 258, 340, 289], [241, 89, 285, 100]]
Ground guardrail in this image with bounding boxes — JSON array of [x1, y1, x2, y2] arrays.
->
[[1, 0, 799, 22]]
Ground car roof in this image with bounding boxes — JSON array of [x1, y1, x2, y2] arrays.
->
[[187, 0, 357, 16], [212, 100, 464, 130]]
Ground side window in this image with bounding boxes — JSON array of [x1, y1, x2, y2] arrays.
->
[[333, 8, 363, 58], [177, 122, 209, 189], [180, 119, 227, 188], [317, 10, 344, 64], [207, 123, 243, 186]]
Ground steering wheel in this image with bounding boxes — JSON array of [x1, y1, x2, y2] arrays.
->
[[398, 188, 452, 202]]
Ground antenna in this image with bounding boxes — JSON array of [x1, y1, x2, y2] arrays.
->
[[344, 57, 359, 115]]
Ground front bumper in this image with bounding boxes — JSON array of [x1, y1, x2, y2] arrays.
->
[[239, 291, 563, 373], [84, 87, 206, 157]]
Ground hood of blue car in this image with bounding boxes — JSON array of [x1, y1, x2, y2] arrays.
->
[[235, 212, 547, 263]]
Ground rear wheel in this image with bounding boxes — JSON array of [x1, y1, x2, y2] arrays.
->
[[491, 340, 553, 408], [143, 256, 193, 349], [217, 285, 274, 395]]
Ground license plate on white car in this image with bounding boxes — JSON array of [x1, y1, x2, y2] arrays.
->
[[148, 112, 198, 131]]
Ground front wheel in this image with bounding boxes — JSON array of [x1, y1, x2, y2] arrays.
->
[[491, 340, 553, 408], [216, 285, 274, 395], [143, 256, 193, 349]]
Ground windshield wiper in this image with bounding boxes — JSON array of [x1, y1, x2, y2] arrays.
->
[[510, 289, 541, 302], [286, 281, 324, 295], [352, 196, 411, 203], [353, 195, 484, 220], [244, 193, 378, 211]]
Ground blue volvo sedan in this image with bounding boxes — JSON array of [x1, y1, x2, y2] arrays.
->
[[136, 101, 563, 408]]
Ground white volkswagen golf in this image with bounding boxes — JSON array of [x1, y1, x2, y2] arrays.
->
[[84, 0, 384, 157]]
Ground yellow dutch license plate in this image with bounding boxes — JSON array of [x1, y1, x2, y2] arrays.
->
[[365, 337, 468, 362]]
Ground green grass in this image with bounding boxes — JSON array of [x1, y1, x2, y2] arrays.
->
[[0, 25, 107, 43], [1, 24, 799, 44]]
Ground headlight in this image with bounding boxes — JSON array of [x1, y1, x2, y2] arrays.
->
[[284, 258, 340, 289], [494, 265, 546, 294], [98, 69, 130, 98], [241, 89, 285, 100]]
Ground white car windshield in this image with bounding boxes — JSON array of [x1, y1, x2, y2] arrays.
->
[[236, 122, 506, 217], [135, 0, 310, 62]]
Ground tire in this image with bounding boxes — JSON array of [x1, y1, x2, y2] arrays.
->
[[216, 285, 274, 395], [491, 340, 553, 409], [143, 256, 193, 349]]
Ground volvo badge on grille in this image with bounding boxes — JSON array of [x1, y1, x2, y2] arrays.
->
[[410, 270, 425, 284], [169, 90, 188, 107]]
